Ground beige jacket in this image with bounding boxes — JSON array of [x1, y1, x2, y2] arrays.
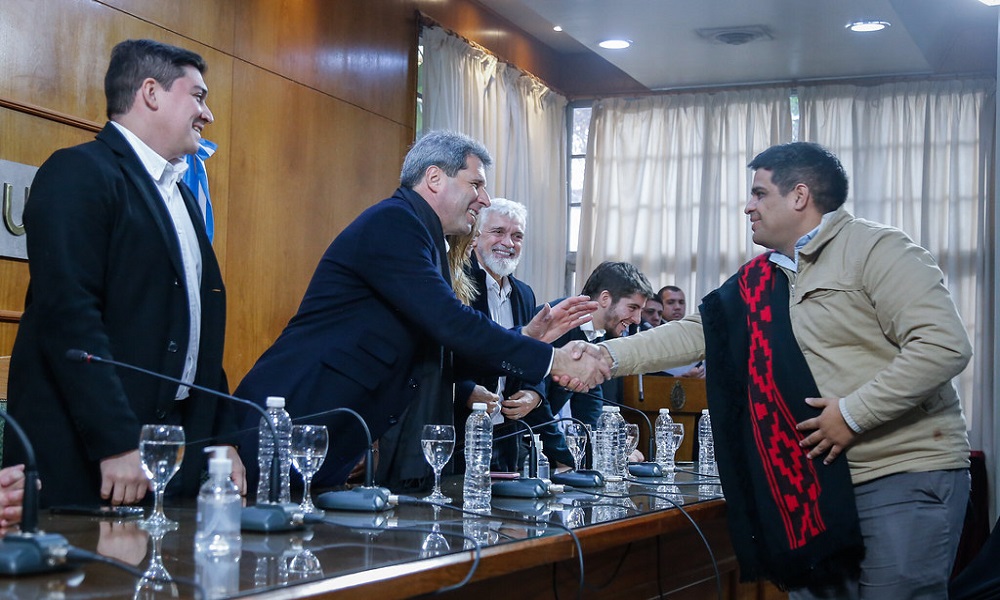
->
[[604, 207, 971, 484]]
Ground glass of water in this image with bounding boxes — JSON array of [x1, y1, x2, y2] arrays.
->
[[421, 424, 455, 503], [138, 424, 185, 531], [564, 423, 588, 472], [291, 425, 329, 515]]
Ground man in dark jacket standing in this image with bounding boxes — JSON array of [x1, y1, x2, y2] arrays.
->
[[5, 39, 244, 507]]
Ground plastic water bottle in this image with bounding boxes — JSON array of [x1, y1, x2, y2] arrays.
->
[[609, 407, 628, 479], [195, 446, 242, 556], [698, 409, 717, 476], [257, 396, 293, 504], [654, 408, 676, 473], [595, 406, 626, 481], [463, 402, 493, 512]]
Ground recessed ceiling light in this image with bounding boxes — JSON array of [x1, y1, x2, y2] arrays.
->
[[978, 0, 1000, 6], [553, 25, 563, 32], [846, 20, 891, 33], [598, 39, 632, 50]]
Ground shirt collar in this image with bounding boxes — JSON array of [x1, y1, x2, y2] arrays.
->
[[581, 320, 605, 341], [479, 262, 511, 299], [769, 211, 835, 272], [110, 121, 189, 185]]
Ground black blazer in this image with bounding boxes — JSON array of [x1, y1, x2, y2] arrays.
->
[[5, 124, 234, 506], [235, 187, 553, 488]]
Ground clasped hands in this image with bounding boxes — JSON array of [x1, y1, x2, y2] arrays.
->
[[550, 341, 613, 392]]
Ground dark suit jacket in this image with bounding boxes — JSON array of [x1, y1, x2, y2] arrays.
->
[[4, 124, 234, 506], [524, 317, 605, 467], [451, 255, 546, 472], [235, 187, 553, 489]]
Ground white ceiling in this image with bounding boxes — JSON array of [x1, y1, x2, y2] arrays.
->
[[482, 0, 998, 91]]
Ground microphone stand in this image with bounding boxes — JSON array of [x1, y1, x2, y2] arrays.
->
[[65, 350, 302, 532], [0, 411, 74, 575], [490, 420, 553, 499]]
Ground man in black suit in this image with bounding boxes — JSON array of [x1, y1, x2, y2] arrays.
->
[[453, 198, 548, 472], [527, 262, 653, 467], [4, 39, 245, 507], [235, 130, 609, 490]]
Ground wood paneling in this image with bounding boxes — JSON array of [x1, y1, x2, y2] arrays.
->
[[99, 0, 238, 55], [233, 0, 417, 126]]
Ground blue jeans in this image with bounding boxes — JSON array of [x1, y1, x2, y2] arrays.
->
[[789, 469, 970, 600]]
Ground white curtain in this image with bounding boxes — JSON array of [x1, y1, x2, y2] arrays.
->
[[800, 80, 997, 518], [422, 26, 568, 303], [578, 89, 793, 301]]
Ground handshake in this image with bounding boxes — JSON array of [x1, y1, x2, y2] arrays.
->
[[550, 341, 613, 392]]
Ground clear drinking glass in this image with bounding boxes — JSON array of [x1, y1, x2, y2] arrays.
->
[[420, 424, 455, 503], [564, 423, 588, 471], [138, 424, 185, 532], [669, 423, 685, 466], [624, 423, 640, 457], [291, 424, 329, 515]]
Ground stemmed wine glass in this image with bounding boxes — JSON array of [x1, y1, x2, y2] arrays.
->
[[564, 423, 588, 472], [420, 424, 455, 503], [291, 424, 329, 515], [138, 424, 185, 532]]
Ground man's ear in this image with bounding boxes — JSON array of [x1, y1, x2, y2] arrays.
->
[[139, 77, 159, 110], [597, 289, 613, 308], [792, 183, 811, 211], [424, 165, 445, 193]]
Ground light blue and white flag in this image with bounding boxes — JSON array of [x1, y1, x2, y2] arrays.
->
[[183, 138, 218, 243]]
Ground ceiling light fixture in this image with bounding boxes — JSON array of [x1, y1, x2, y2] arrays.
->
[[846, 20, 891, 33], [553, 25, 563, 32], [978, 0, 1000, 6], [598, 39, 632, 50]]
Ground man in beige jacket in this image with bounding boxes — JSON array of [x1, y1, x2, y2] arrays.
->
[[571, 142, 971, 599]]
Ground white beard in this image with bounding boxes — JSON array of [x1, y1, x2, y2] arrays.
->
[[480, 250, 520, 278]]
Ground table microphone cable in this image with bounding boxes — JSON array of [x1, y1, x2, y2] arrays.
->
[[563, 484, 723, 600]]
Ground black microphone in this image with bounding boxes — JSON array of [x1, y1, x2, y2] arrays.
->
[[65, 349, 302, 532], [0, 411, 75, 575], [311, 408, 394, 512], [488, 420, 556, 499], [569, 389, 664, 478]]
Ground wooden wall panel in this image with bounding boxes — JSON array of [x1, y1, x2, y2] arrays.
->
[[232, 0, 417, 126], [223, 61, 412, 379], [99, 0, 238, 55]]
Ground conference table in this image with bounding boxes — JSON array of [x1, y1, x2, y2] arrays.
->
[[0, 470, 781, 599]]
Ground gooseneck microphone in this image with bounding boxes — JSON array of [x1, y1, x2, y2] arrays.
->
[[0, 411, 74, 575], [65, 349, 302, 532], [490, 420, 554, 499], [311, 407, 394, 512]]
